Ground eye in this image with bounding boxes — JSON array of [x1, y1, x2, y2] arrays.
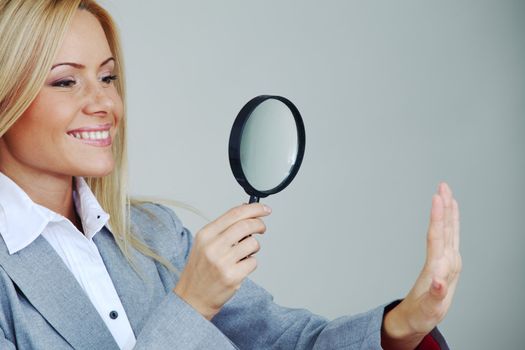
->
[[102, 74, 118, 85], [52, 79, 76, 88]]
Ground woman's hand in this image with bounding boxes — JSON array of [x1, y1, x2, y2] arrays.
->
[[382, 183, 462, 350], [173, 203, 271, 320]]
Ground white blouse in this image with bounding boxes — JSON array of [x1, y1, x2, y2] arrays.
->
[[0, 172, 136, 350]]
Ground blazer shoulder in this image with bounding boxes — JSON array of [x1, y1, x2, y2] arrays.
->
[[130, 202, 185, 234], [129, 202, 193, 266]]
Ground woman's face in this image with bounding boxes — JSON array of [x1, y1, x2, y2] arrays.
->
[[0, 9, 123, 181]]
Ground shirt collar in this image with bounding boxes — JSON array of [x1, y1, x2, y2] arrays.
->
[[0, 172, 109, 255], [72, 176, 110, 240]]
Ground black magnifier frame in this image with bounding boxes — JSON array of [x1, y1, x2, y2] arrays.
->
[[228, 95, 306, 203]]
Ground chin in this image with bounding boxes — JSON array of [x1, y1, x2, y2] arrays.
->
[[75, 161, 115, 178]]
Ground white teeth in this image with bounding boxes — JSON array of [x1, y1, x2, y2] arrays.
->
[[69, 130, 110, 140]]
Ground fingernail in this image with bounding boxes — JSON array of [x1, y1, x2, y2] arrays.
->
[[263, 205, 272, 213]]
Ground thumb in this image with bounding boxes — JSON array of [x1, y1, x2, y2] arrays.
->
[[420, 278, 447, 320], [429, 278, 447, 301]]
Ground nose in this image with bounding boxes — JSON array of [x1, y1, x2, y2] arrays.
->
[[83, 81, 115, 116]]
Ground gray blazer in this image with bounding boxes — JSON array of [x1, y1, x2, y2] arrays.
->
[[0, 203, 448, 349]]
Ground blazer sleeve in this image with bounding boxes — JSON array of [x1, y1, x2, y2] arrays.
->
[[0, 327, 15, 350], [133, 292, 238, 349], [213, 276, 393, 349], [132, 203, 448, 350]]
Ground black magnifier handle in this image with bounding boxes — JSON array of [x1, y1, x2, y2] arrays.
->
[[241, 195, 259, 247]]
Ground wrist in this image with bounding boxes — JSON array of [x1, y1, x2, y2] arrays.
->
[[381, 302, 427, 350], [173, 285, 217, 321]]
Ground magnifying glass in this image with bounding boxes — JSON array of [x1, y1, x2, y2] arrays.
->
[[228, 95, 306, 203]]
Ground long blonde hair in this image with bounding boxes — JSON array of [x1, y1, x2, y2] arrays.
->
[[0, 0, 177, 272]]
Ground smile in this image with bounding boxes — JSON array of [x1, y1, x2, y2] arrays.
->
[[69, 130, 110, 140], [66, 123, 113, 147]]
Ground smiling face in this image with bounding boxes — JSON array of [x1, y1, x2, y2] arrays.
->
[[0, 9, 123, 182]]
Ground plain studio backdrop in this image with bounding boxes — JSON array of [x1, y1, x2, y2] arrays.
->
[[98, 1, 524, 348]]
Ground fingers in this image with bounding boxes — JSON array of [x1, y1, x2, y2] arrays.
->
[[427, 182, 461, 263], [200, 203, 271, 241], [236, 256, 258, 281], [452, 198, 460, 251], [229, 235, 260, 262], [439, 183, 454, 249], [219, 218, 266, 247], [439, 183, 460, 251], [426, 183, 462, 298], [426, 194, 445, 262], [443, 185, 462, 282], [193, 202, 269, 279]]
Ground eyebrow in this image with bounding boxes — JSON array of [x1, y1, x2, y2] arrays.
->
[[51, 57, 115, 70]]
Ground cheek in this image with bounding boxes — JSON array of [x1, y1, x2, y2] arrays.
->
[[1, 119, 53, 166], [7, 109, 43, 146], [6, 95, 75, 148], [111, 92, 124, 133], [114, 93, 124, 120]]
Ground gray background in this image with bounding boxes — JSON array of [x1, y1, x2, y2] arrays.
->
[[98, 1, 525, 348]]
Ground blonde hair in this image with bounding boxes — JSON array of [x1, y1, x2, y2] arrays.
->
[[0, 0, 178, 273]]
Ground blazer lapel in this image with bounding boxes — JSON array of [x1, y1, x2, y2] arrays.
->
[[0, 235, 119, 350]]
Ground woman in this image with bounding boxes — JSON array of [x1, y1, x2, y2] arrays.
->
[[0, 1, 461, 349]]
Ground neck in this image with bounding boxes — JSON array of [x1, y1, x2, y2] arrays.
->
[[0, 165, 82, 230]]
